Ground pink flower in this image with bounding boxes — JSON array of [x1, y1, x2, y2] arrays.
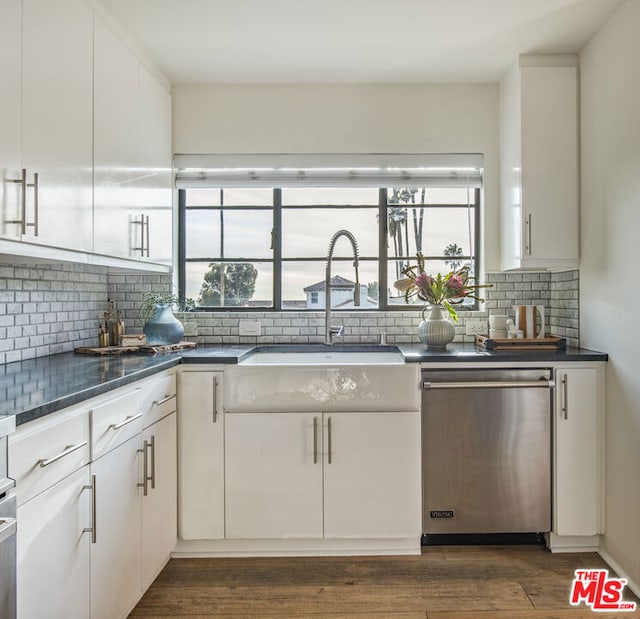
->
[[446, 274, 463, 290], [414, 272, 432, 292]]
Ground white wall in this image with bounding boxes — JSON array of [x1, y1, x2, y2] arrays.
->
[[580, 0, 640, 590], [172, 83, 500, 271]]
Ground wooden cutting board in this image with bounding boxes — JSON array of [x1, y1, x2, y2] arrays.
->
[[476, 334, 567, 350], [75, 341, 196, 355]]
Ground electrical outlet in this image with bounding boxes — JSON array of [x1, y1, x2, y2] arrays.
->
[[183, 321, 198, 337], [239, 320, 261, 336], [465, 320, 487, 336]]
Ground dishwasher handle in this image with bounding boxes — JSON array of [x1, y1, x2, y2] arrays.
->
[[423, 379, 555, 390]]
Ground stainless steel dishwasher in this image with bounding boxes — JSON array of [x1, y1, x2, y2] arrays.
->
[[421, 368, 553, 539]]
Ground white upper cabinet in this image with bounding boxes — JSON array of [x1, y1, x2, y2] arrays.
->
[[93, 17, 140, 260], [94, 18, 172, 264], [136, 65, 173, 265], [500, 56, 579, 270], [0, 0, 22, 241], [21, 0, 94, 251], [0, 2, 172, 268]]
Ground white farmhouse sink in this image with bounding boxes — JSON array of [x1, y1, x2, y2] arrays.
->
[[239, 347, 404, 365], [227, 347, 419, 413]]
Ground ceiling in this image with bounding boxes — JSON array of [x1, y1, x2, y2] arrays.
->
[[97, 0, 624, 84]]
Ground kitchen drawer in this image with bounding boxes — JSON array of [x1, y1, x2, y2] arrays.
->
[[10, 408, 90, 506], [91, 387, 143, 460], [139, 372, 177, 428]]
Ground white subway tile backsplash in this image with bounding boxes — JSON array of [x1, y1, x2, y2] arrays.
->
[[0, 264, 581, 361]]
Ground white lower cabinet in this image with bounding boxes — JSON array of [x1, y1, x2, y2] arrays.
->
[[90, 437, 142, 619], [11, 402, 91, 619], [12, 370, 178, 619], [553, 365, 604, 538], [178, 370, 224, 540], [90, 372, 178, 618], [225, 411, 421, 540], [225, 413, 323, 539], [323, 412, 421, 538], [17, 466, 91, 619], [141, 412, 177, 589]]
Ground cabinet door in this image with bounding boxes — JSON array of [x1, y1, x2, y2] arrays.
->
[[141, 412, 177, 589], [323, 412, 421, 539], [0, 0, 22, 241], [91, 437, 142, 619], [178, 371, 225, 539], [93, 17, 140, 259], [519, 65, 579, 267], [554, 367, 603, 536], [94, 21, 173, 263], [136, 65, 173, 265], [225, 412, 323, 539], [21, 0, 93, 250], [17, 466, 91, 619]]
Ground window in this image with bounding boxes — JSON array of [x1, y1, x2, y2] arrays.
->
[[179, 179, 480, 311]]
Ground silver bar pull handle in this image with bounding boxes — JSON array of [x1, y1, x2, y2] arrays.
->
[[153, 394, 176, 406], [0, 518, 16, 545], [526, 213, 532, 256], [0, 479, 15, 497], [327, 416, 332, 465], [423, 380, 554, 390], [149, 435, 156, 490], [137, 439, 150, 495], [132, 214, 146, 255], [313, 416, 318, 464], [140, 214, 146, 256], [212, 377, 218, 423], [6, 168, 27, 233], [144, 214, 150, 257], [109, 412, 143, 431], [26, 172, 39, 236], [561, 374, 569, 420], [82, 474, 97, 543], [37, 441, 87, 467]]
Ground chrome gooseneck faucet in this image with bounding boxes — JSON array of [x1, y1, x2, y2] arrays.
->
[[325, 230, 360, 344]]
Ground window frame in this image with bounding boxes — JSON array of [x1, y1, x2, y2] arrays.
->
[[178, 187, 481, 311]]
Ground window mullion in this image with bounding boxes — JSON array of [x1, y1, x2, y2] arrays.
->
[[273, 188, 282, 310], [178, 189, 186, 304], [379, 188, 388, 311]]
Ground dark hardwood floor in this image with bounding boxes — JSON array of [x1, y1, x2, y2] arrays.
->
[[130, 546, 640, 618]]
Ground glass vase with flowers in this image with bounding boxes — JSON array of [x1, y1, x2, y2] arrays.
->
[[394, 253, 490, 349]]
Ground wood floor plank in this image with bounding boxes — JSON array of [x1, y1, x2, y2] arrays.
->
[[133, 615, 426, 619], [131, 583, 433, 615], [131, 580, 531, 616], [130, 548, 639, 618], [523, 575, 581, 610], [428, 611, 640, 619]]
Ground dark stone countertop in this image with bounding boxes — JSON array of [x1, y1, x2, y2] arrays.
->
[[0, 353, 182, 426], [398, 342, 608, 363], [0, 343, 607, 427]]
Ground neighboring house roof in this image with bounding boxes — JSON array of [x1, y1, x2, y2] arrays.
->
[[303, 275, 356, 293], [334, 296, 378, 309]]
